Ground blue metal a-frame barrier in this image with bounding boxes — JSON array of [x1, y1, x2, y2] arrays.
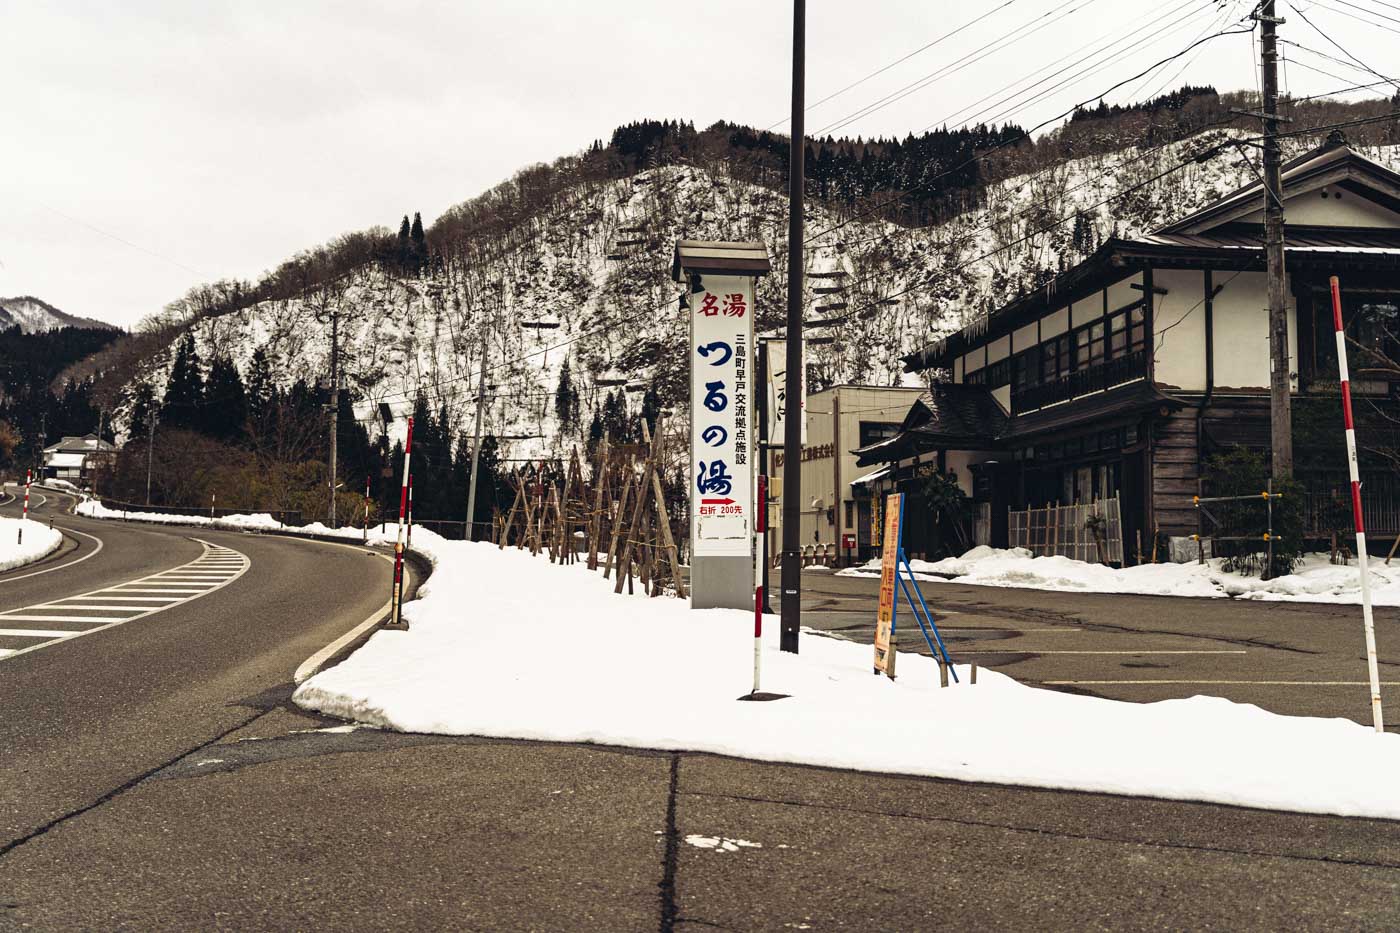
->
[[886, 493, 958, 682]]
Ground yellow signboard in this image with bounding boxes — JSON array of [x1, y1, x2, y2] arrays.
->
[[873, 493, 903, 679]]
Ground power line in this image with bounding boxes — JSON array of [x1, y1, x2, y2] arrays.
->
[[764, 0, 1023, 131], [810, 0, 1100, 138], [803, 19, 1255, 248], [1289, 2, 1400, 91]]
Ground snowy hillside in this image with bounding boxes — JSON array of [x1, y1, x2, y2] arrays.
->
[[117, 132, 1400, 461], [0, 296, 115, 334]]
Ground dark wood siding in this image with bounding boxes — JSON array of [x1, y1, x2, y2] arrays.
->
[[1151, 407, 1202, 537]]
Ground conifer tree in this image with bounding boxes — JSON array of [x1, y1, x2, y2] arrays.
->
[[410, 212, 426, 272], [161, 332, 205, 432], [203, 356, 248, 442]]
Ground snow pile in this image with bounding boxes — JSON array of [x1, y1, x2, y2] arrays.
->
[[294, 537, 1400, 819], [0, 516, 63, 571], [840, 546, 1400, 605]]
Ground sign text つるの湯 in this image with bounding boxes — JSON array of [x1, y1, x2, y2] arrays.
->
[[690, 275, 754, 558]]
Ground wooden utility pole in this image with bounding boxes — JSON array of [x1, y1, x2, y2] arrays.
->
[[327, 305, 341, 526], [779, 0, 806, 653], [1259, 0, 1293, 478], [465, 337, 489, 541]]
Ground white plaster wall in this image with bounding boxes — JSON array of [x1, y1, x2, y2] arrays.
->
[[964, 350, 983, 374], [1105, 272, 1142, 315], [1013, 321, 1038, 354], [992, 384, 1011, 413], [954, 356, 963, 383], [1152, 268, 1208, 392], [1210, 271, 1298, 391], [988, 334, 1011, 364], [945, 450, 1000, 496], [1241, 191, 1400, 227], [1042, 306, 1069, 338]]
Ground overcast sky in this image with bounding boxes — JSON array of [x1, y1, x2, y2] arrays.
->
[[2, 0, 1392, 328]]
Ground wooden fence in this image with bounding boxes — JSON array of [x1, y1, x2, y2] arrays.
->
[[1008, 496, 1123, 564]]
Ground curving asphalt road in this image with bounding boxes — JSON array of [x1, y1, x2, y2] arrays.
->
[[0, 490, 404, 853]]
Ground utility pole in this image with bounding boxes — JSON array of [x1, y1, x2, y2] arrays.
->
[[779, 0, 806, 654], [465, 337, 489, 542], [93, 410, 105, 498], [146, 411, 157, 505], [1259, 0, 1293, 478], [328, 306, 340, 526]]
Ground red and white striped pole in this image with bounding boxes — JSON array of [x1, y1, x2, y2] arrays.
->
[[363, 476, 371, 544], [1330, 275, 1384, 733], [406, 473, 414, 548], [23, 469, 31, 521], [752, 473, 767, 694], [388, 417, 414, 630]]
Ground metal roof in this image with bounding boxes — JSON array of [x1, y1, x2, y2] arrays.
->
[[672, 240, 771, 280]]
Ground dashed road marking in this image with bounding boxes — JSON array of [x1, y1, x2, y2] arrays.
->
[[0, 540, 249, 661]]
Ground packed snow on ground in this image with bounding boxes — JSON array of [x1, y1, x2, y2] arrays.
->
[[0, 516, 63, 571], [838, 545, 1400, 605], [294, 534, 1400, 820]]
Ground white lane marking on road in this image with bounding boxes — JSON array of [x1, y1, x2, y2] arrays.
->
[[0, 615, 134, 623], [962, 650, 1248, 655], [0, 538, 249, 662], [1044, 679, 1400, 686], [0, 524, 104, 585], [109, 586, 206, 593], [66, 595, 181, 602], [0, 628, 80, 638], [37, 604, 168, 611], [0, 648, 15, 658]]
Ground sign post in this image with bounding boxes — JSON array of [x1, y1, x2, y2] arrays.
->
[[872, 493, 958, 683], [674, 241, 771, 610]]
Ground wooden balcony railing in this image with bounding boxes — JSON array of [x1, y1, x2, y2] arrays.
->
[[1011, 349, 1148, 415]]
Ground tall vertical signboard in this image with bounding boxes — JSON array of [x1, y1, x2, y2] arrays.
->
[[675, 240, 771, 610], [690, 274, 755, 561], [873, 492, 903, 678], [765, 340, 806, 445]]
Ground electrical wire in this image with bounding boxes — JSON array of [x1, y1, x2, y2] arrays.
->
[[764, 0, 1023, 131], [810, 0, 1100, 138], [1289, 2, 1400, 91], [803, 20, 1255, 248]]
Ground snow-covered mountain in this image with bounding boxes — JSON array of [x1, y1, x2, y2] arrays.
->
[[112, 130, 1400, 460], [0, 296, 115, 334]]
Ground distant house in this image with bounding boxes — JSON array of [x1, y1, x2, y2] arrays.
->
[[42, 434, 117, 483], [857, 134, 1400, 562]]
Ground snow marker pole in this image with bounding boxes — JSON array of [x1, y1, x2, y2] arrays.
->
[[1330, 276, 1384, 733], [387, 417, 414, 631], [23, 469, 31, 522], [752, 474, 766, 694], [363, 476, 370, 544], [407, 473, 414, 548]]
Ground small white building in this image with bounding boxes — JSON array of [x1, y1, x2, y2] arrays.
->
[[42, 434, 116, 483], [768, 384, 925, 565]]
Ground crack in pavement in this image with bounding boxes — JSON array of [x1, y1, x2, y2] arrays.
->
[[679, 788, 1400, 872]]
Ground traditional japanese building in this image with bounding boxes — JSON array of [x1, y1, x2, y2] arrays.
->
[[855, 134, 1400, 561]]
